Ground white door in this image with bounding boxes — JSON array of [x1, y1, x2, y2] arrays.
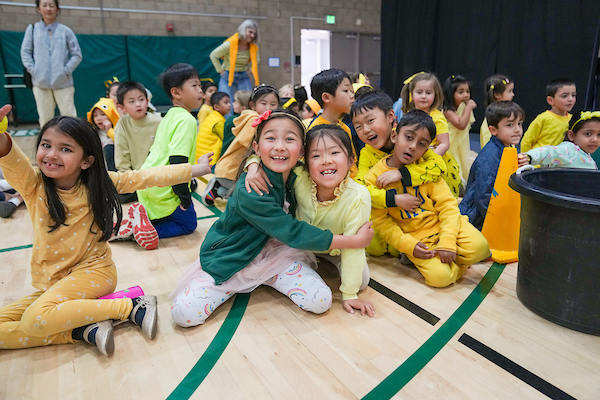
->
[[301, 29, 331, 99]]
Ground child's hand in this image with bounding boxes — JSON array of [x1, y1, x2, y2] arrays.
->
[[436, 249, 457, 264], [192, 152, 213, 177], [245, 163, 272, 195], [99, 120, 113, 131], [375, 169, 402, 188], [413, 242, 434, 259], [343, 298, 375, 317], [395, 193, 421, 212], [466, 99, 477, 109], [518, 153, 530, 167], [354, 221, 374, 248]]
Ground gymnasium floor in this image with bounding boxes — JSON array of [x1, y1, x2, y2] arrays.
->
[[1, 134, 599, 400]]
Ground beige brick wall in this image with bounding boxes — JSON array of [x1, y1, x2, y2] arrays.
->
[[0, 0, 380, 89]]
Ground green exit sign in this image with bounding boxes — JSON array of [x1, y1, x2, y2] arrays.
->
[[326, 15, 335, 24]]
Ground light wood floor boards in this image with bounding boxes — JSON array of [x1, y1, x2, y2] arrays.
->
[[0, 136, 598, 399]]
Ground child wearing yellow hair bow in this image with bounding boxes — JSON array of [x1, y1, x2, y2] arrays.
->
[[480, 74, 514, 147]]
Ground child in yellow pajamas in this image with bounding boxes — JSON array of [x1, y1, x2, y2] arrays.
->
[[365, 110, 490, 287], [0, 109, 211, 355]]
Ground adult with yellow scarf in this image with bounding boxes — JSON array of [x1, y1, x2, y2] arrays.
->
[[210, 19, 260, 114]]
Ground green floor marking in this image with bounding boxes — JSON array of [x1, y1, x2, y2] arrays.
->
[[167, 293, 250, 400], [0, 244, 33, 253], [362, 262, 506, 400]]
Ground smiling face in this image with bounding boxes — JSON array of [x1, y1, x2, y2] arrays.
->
[[244, 27, 257, 44], [490, 113, 523, 146], [252, 117, 304, 181], [453, 83, 471, 108], [389, 124, 432, 168], [122, 89, 148, 120], [252, 92, 279, 115], [36, 0, 59, 24], [352, 107, 395, 151], [568, 120, 600, 155], [412, 80, 435, 112], [36, 127, 93, 190], [307, 134, 352, 201]]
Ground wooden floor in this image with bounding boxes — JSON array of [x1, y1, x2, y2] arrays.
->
[[1, 135, 599, 400]]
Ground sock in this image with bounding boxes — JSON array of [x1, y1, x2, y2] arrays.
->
[[72, 324, 97, 343], [131, 297, 145, 326], [8, 197, 21, 207], [0, 180, 12, 191]]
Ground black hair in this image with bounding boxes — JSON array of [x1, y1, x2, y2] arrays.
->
[[158, 63, 200, 100], [36, 117, 122, 241], [442, 74, 472, 111], [568, 111, 600, 134], [293, 85, 308, 109], [116, 80, 147, 105], [210, 92, 229, 107], [546, 78, 576, 97], [201, 80, 217, 92], [304, 124, 354, 170], [36, 0, 59, 9], [485, 101, 526, 128], [397, 109, 437, 141], [355, 85, 375, 100], [310, 69, 351, 107], [250, 84, 279, 105], [350, 91, 393, 119], [484, 74, 512, 108], [106, 81, 120, 98]]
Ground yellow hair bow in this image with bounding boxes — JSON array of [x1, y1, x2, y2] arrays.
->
[[283, 97, 297, 109], [104, 76, 119, 88], [490, 85, 495, 90], [200, 78, 215, 83], [502, 79, 509, 85], [358, 73, 366, 85], [571, 111, 600, 130], [404, 71, 425, 85]]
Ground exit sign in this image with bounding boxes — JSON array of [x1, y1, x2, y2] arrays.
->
[[326, 15, 335, 24]]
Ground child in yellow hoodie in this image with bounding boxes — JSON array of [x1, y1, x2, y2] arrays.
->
[[365, 110, 490, 288], [87, 97, 120, 171]]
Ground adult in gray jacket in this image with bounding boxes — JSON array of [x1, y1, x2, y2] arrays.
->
[[20, 0, 82, 127]]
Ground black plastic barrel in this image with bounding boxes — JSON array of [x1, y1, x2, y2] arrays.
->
[[509, 168, 600, 336]]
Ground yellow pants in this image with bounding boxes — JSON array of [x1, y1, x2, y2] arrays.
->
[[441, 151, 462, 198], [0, 265, 133, 349], [408, 216, 490, 287], [367, 231, 400, 257]]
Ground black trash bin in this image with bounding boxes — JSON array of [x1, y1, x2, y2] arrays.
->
[[509, 168, 600, 336]]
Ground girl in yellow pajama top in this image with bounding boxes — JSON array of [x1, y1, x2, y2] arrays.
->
[[0, 108, 211, 356]]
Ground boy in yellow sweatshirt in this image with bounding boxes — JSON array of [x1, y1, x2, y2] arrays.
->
[[195, 92, 231, 167], [365, 110, 490, 287]]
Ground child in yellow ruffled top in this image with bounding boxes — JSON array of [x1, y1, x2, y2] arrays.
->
[[480, 75, 514, 148], [401, 72, 462, 197], [365, 110, 490, 288], [520, 78, 576, 152]]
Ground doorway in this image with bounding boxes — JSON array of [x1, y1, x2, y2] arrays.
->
[[300, 29, 331, 98]]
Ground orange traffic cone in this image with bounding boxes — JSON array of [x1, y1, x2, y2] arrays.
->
[[481, 147, 520, 263]]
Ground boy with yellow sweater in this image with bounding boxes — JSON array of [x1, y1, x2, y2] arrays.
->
[[365, 110, 489, 287], [195, 92, 231, 167]]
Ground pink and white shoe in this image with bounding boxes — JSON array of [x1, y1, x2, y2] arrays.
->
[[109, 219, 134, 241], [129, 203, 159, 250]]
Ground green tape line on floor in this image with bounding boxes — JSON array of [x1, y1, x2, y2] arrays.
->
[[362, 262, 505, 400], [0, 244, 33, 253]]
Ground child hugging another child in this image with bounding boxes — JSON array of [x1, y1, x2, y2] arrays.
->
[[401, 72, 462, 197], [0, 104, 211, 355], [443, 75, 477, 183], [519, 111, 600, 170], [170, 110, 374, 327], [203, 84, 279, 205], [87, 98, 119, 171], [365, 110, 490, 288], [113, 80, 162, 204], [350, 91, 446, 258], [480, 75, 515, 148], [195, 91, 231, 168], [460, 101, 525, 230], [521, 78, 577, 152]]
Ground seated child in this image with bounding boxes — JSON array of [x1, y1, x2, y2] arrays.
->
[[302, 99, 321, 127], [307, 69, 358, 177], [519, 111, 600, 169], [87, 98, 120, 171], [520, 78, 576, 152], [281, 97, 300, 114], [365, 110, 490, 287], [105, 78, 120, 110], [132, 63, 210, 249], [170, 110, 374, 327], [350, 91, 446, 257], [278, 83, 294, 98], [197, 81, 217, 127], [195, 91, 231, 167], [113, 80, 163, 204], [221, 90, 251, 157], [204, 84, 279, 205], [460, 101, 525, 230], [0, 168, 23, 219]]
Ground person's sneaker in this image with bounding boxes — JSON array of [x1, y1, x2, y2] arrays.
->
[[201, 177, 221, 206], [128, 203, 159, 250], [82, 320, 115, 356], [109, 219, 134, 241], [130, 296, 158, 340], [0, 201, 17, 218]]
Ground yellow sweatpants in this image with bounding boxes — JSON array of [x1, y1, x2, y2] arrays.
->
[[0, 265, 133, 349], [407, 216, 490, 287]]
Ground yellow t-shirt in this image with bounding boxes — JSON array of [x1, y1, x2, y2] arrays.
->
[[521, 110, 571, 152]]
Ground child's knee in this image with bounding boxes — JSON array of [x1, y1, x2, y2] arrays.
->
[[20, 305, 51, 336], [300, 285, 332, 314], [423, 267, 456, 288], [170, 296, 209, 328]]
